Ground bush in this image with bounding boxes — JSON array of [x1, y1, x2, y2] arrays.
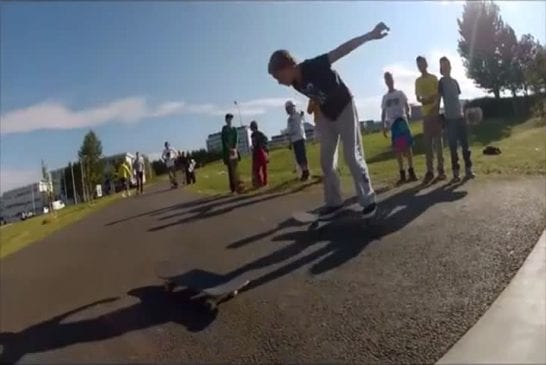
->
[[465, 95, 542, 120]]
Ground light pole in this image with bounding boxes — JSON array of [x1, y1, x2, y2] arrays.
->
[[70, 162, 78, 205], [80, 157, 86, 203], [234, 101, 243, 127]]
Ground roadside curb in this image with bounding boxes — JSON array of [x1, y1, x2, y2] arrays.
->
[[437, 229, 546, 364]]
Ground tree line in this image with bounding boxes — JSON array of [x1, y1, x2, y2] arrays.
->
[[458, 0, 545, 99]]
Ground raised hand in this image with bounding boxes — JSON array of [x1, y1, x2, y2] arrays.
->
[[370, 22, 390, 40]]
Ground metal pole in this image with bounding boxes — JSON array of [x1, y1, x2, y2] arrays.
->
[[80, 158, 86, 203], [30, 184, 36, 214], [71, 162, 78, 205], [62, 167, 67, 202], [234, 101, 243, 126]]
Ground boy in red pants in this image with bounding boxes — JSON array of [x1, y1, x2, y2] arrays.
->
[[250, 121, 269, 188]]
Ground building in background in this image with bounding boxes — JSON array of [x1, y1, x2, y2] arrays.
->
[[206, 126, 252, 155], [0, 183, 48, 223]]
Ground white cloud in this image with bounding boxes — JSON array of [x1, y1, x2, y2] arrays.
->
[[0, 96, 300, 135], [0, 168, 42, 194]]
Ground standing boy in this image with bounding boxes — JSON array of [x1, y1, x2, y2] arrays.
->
[[250, 120, 269, 188], [222, 114, 241, 194], [117, 159, 132, 198], [133, 151, 145, 195], [268, 22, 389, 217], [415, 56, 446, 183], [381, 72, 418, 184], [438, 56, 475, 181], [285, 100, 310, 181], [185, 152, 197, 185], [162, 141, 178, 188]]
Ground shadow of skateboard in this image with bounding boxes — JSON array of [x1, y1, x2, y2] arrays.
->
[[155, 262, 250, 311], [292, 204, 379, 230]]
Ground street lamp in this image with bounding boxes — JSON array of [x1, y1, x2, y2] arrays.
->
[[234, 101, 243, 127]]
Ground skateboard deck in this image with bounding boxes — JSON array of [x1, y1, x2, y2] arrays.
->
[[292, 204, 377, 230], [155, 262, 250, 310]]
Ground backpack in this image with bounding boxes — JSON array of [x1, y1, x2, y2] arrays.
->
[[483, 146, 502, 155]]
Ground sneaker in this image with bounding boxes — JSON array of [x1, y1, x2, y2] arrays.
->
[[396, 170, 407, 186], [465, 168, 476, 179], [407, 168, 418, 182], [300, 170, 310, 182], [362, 202, 377, 219], [423, 172, 434, 184], [318, 205, 343, 218], [437, 170, 447, 181]]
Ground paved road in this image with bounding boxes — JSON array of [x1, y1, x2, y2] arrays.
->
[[1, 176, 545, 364]]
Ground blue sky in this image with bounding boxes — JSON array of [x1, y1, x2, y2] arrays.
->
[[1, 1, 544, 192]]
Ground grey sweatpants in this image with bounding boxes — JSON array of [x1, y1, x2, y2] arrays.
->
[[317, 99, 375, 208]]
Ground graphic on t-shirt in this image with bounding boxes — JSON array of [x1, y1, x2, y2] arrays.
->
[[302, 83, 328, 104], [385, 97, 401, 108]]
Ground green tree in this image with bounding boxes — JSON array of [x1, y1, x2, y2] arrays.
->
[[514, 34, 541, 95], [458, 1, 508, 99], [525, 43, 546, 95], [78, 130, 104, 200]]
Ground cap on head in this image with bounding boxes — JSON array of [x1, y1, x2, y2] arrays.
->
[[250, 120, 258, 130], [268, 50, 297, 75], [225, 113, 234, 121]]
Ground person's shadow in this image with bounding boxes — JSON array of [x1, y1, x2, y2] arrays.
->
[[222, 181, 468, 291], [0, 286, 217, 363]]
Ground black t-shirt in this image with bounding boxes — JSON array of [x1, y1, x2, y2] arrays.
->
[[251, 131, 268, 152], [293, 53, 352, 121]]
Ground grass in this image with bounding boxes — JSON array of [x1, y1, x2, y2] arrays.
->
[[0, 174, 168, 259], [190, 116, 546, 195], [2, 117, 543, 259]]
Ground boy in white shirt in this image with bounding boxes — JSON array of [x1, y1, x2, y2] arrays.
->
[[285, 100, 310, 181], [162, 141, 179, 188], [381, 72, 417, 185]]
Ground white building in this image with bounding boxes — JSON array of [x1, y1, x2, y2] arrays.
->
[[0, 183, 49, 222], [206, 126, 252, 155]]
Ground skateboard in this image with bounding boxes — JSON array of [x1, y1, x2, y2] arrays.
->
[[292, 204, 378, 230], [155, 262, 250, 311]]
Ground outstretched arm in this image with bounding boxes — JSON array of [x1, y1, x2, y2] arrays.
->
[[328, 22, 390, 64]]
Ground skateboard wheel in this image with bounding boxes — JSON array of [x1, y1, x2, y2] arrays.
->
[[205, 299, 217, 311]]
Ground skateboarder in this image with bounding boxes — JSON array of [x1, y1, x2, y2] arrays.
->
[[268, 22, 389, 218], [162, 141, 178, 188], [438, 56, 475, 181], [381, 72, 418, 185], [415, 56, 446, 183], [250, 120, 269, 188], [285, 101, 310, 181]]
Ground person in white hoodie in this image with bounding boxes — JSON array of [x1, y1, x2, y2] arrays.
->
[[285, 100, 310, 181], [162, 141, 179, 188]]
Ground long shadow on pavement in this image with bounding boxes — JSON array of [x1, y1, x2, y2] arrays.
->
[[105, 193, 230, 226], [147, 180, 320, 232], [0, 286, 217, 363], [225, 181, 468, 292]]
